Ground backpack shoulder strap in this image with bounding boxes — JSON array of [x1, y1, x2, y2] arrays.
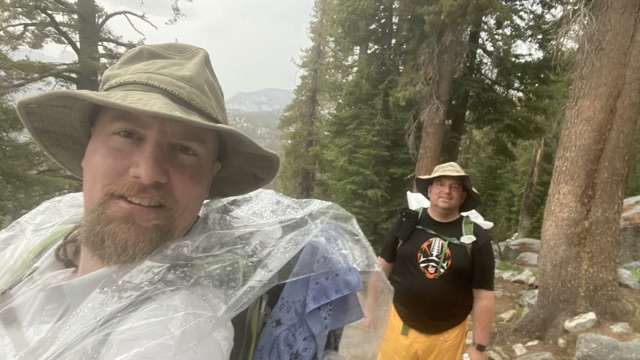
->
[[231, 292, 269, 360], [462, 215, 474, 237], [396, 210, 475, 257], [395, 208, 420, 247], [461, 215, 474, 257]]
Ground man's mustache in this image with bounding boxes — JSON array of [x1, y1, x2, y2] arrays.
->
[[101, 182, 177, 210]]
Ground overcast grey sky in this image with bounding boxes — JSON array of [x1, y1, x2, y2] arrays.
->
[[42, 0, 314, 98]]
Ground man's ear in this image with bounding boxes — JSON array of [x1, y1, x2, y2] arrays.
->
[[203, 162, 222, 198], [210, 161, 222, 178]]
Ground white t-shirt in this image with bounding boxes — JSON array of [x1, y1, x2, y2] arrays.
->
[[0, 256, 233, 359]]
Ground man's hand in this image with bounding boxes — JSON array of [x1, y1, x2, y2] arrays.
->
[[464, 346, 486, 360], [360, 315, 376, 331]]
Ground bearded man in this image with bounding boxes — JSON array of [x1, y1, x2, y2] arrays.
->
[[0, 43, 280, 359]]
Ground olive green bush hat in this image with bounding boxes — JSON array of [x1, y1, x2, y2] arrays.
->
[[16, 43, 280, 198], [415, 162, 481, 212]]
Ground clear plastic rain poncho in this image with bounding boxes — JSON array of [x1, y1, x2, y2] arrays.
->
[[0, 189, 393, 359]]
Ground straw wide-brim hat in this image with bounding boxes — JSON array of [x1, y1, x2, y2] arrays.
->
[[16, 43, 280, 198], [415, 162, 481, 212]]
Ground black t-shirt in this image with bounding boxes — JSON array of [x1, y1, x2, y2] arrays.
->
[[379, 209, 495, 334]]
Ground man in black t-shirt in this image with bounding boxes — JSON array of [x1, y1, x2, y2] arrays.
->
[[375, 162, 495, 360]]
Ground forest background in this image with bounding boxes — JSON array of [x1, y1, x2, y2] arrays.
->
[[2, 0, 640, 339]]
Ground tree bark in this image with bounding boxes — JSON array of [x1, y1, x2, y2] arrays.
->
[[77, 0, 101, 90], [298, 24, 322, 198], [415, 23, 465, 176], [515, 0, 640, 339], [442, 16, 482, 163], [517, 139, 544, 237]]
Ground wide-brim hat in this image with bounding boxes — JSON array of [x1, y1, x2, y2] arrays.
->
[[16, 43, 280, 198], [415, 162, 481, 212]]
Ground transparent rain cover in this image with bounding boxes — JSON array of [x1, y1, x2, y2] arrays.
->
[[0, 189, 392, 359]]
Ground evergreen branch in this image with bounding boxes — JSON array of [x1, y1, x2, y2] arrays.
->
[[51, 73, 77, 84], [478, 72, 522, 93], [99, 11, 157, 35], [99, 37, 136, 49], [0, 23, 39, 32], [34, 167, 72, 177], [123, 13, 157, 36], [478, 45, 494, 62], [8, 66, 77, 89], [98, 48, 123, 61], [50, 0, 76, 13], [34, 168, 57, 176], [35, 6, 80, 55]]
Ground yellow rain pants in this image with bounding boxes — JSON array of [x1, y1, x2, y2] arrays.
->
[[377, 305, 468, 360]]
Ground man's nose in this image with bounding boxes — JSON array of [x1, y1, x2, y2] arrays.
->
[[129, 143, 169, 184]]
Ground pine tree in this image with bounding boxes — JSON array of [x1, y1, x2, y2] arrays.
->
[[0, 97, 78, 227], [321, 0, 413, 248], [392, 0, 482, 176], [448, 0, 570, 241], [516, 0, 640, 339], [277, 0, 333, 199], [0, 0, 181, 92], [626, 142, 640, 196]]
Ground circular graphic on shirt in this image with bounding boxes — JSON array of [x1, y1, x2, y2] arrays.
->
[[417, 237, 451, 279]]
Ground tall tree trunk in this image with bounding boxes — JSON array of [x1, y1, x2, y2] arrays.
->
[[298, 24, 323, 198], [442, 16, 482, 163], [415, 23, 465, 176], [517, 138, 544, 237], [77, 0, 100, 90], [515, 0, 640, 340], [288, 0, 329, 199]]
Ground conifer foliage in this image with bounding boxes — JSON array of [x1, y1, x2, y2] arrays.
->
[[516, 0, 640, 338], [278, 0, 570, 247], [0, 97, 78, 227], [278, 0, 414, 247], [0, 0, 161, 92], [281, 0, 640, 337]]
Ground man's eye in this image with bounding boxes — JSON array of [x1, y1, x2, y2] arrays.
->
[[116, 130, 136, 139], [177, 145, 195, 156]]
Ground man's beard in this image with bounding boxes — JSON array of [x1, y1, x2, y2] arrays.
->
[[80, 183, 177, 266]]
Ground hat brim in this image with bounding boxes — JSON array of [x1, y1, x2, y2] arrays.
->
[[415, 175, 481, 212], [16, 89, 280, 198]]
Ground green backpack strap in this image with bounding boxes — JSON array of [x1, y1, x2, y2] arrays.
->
[[0, 226, 73, 354], [415, 212, 474, 257], [462, 215, 474, 236], [1, 226, 74, 292], [461, 215, 474, 257], [248, 294, 268, 360], [230, 292, 270, 360]]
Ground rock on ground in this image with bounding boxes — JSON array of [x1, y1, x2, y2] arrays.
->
[[575, 333, 640, 360]]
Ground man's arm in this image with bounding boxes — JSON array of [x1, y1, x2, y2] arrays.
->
[[465, 288, 495, 360], [362, 213, 403, 329], [362, 257, 394, 329], [378, 256, 394, 279]]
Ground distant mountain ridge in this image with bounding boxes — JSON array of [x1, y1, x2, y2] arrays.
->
[[225, 88, 293, 155], [226, 88, 294, 112]]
